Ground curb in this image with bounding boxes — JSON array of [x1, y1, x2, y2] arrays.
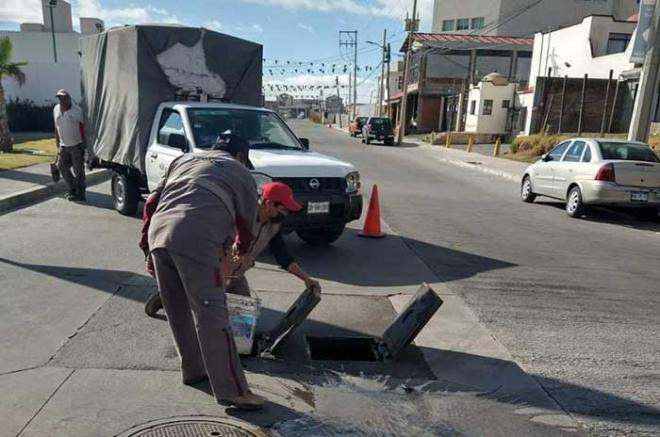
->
[[411, 141, 523, 182], [0, 169, 111, 213]]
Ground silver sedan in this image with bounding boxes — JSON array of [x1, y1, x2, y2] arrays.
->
[[521, 138, 660, 219]]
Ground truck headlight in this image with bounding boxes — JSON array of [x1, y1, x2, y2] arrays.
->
[[252, 172, 272, 193], [346, 171, 361, 193]]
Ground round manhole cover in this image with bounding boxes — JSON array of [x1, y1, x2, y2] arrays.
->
[[117, 416, 268, 437]]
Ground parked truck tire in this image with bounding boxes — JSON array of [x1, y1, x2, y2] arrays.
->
[[111, 171, 140, 216], [296, 225, 345, 246]]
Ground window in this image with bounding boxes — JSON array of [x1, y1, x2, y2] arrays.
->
[[597, 141, 659, 162], [502, 100, 510, 109], [442, 19, 455, 31], [547, 141, 571, 161], [456, 18, 470, 31], [482, 99, 493, 115], [582, 146, 592, 162], [158, 110, 184, 146], [470, 100, 476, 115], [471, 17, 485, 29], [563, 141, 585, 162], [606, 33, 631, 55], [187, 108, 303, 150]]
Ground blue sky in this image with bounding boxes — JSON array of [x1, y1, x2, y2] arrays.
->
[[0, 0, 433, 102]]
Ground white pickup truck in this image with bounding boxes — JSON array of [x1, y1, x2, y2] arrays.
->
[[110, 102, 363, 245]]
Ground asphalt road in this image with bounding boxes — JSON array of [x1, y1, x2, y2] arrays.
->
[[289, 120, 660, 436]]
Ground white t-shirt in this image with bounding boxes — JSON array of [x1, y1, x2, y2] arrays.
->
[[53, 104, 83, 147]]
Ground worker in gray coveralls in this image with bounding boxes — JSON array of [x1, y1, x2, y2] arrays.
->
[[147, 134, 265, 410], [145, 181, 321, 314]]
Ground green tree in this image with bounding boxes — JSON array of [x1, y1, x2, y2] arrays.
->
[[0, 37, 27, 153]]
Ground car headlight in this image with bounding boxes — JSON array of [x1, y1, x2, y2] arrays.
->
[[345, 171, 361, 193], [252, 172, 272, 193]]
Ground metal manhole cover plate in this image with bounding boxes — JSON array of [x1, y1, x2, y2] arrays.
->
[[117, 416, 268, 437]]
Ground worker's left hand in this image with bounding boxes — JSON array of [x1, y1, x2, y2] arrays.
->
[[305, 278, 321, 291]]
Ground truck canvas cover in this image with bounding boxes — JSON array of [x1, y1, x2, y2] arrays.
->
[[80, 25, 263, 173]]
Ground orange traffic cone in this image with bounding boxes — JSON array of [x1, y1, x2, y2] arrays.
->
[[359, 184, 385, 238]]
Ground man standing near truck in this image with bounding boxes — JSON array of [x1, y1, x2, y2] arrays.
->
[[148, 134, 265, 410], [53, 89, 87, 201]]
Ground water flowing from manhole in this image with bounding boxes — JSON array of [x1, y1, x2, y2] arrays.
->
[[271, 374, 458, 437]]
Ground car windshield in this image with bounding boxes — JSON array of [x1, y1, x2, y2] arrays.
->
[[370, 118, 391, 127], [597, 142, 659, 163], [187, 108, 303, 150]]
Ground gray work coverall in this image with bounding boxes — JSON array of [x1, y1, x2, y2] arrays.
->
[[148, 150, 257, 401]]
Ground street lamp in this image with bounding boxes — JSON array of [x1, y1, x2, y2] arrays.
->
[[45, 0, 58, 63], [366, 36, 390, 117]]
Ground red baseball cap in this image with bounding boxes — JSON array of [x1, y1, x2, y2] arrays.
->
[[262, 182, 302, 212]]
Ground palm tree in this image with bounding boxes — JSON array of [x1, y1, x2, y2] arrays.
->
[[0, 37, 27, 153]]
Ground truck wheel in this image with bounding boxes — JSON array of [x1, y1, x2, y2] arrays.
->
[[111, 171, 139, 216], [297, 225, 345, 246]]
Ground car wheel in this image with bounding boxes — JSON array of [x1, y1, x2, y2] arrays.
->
[[296, 225, 345, 246], [521, 176, 536, 203], [111, 171, 139, 216], [566, 186, 586, 218]]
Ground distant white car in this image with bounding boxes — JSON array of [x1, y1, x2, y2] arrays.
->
[[521, 138, 660, 220], [297, 112, 305, 119]]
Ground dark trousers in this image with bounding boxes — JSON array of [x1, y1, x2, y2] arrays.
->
[[58, 144, 86, 195]]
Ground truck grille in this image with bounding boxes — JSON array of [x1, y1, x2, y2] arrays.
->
[[275, 177, 346, 193]]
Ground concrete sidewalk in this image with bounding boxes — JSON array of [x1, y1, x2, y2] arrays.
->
[[0, 162, 109, 212]]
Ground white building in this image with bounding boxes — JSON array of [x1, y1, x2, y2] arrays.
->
[[432, 0, 639, 37], [465, 73, 516, 134], [519, 15, 639, 135], [0, 0, 104, 105]]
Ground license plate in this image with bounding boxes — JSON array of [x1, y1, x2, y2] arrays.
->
[[307, 201, 330, 214], [631, 192, 649, 202]]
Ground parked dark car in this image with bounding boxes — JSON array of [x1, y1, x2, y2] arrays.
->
[[349, 116, 368, 137], [362, 117, 395, 146]]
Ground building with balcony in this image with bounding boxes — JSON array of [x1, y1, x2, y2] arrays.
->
[[393, 32, 533, 134]]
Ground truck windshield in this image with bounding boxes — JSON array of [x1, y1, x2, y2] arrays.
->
[[187, 108, 303, 150], [597, 142, 659, 163]]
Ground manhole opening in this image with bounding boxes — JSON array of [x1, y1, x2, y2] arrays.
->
[[306, 336, 380, 361]]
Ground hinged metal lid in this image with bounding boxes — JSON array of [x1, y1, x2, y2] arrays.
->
[[379, 283, 443, 360], [258, 286, 322, 356]]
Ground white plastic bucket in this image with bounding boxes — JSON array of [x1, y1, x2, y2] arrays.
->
[[227, 291, 260, 355]]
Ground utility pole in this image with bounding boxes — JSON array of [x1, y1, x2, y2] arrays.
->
[[396, 0, 418, 145], [379, 29, 387, 116], [629, 0, 660, 141], [336, 75, 342, 128], [386, 42, 391, 118], [46, 0, 58, 63], [340, 30, 358, 118]]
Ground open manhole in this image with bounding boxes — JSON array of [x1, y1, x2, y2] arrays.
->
[[116, 416, 268, 437], [305, 284, 443, 362]]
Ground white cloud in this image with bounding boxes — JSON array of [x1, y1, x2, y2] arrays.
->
[[0, 0, 179, 28], [204, 20, 223, 31], [0, 0, 42, 23], [73, 0, 179, 26], [297, 23, 314, 33]]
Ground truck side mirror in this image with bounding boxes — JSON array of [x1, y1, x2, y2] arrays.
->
[[300, 138, 310, 150], [168, 133, 188, 151]]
